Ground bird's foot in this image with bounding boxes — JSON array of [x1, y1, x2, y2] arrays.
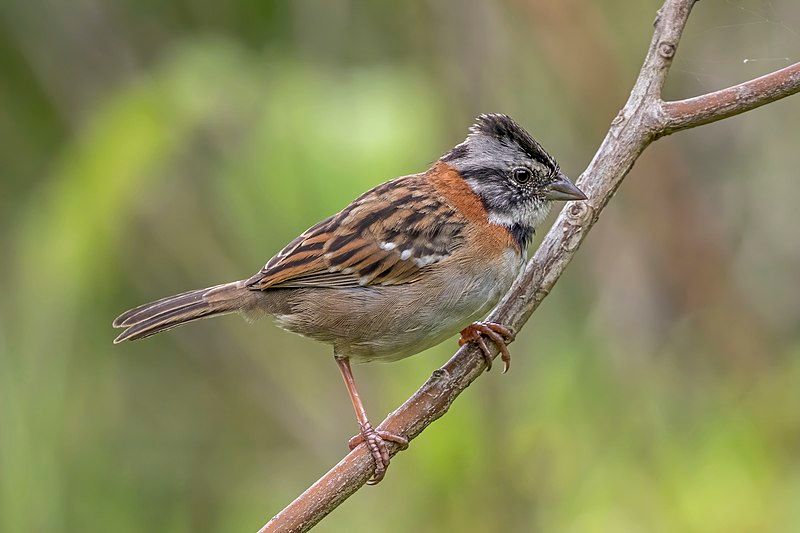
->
[[459, 321, 515, 373], [348, 422, 408, 485]]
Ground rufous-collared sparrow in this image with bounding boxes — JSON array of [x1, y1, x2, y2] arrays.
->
[[113, 113, 586, 483]]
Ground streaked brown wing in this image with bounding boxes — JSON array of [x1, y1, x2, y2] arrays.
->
[[245, 175, 466, 290]]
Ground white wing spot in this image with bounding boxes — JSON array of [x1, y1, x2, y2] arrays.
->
[[413, 255, 441, 267], [380, 242, 397, 251], [400, 249, 413, 261]]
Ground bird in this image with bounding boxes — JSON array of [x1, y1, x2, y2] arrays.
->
[[113, 113, 586, 483]]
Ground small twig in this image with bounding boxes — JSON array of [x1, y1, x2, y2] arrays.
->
[[259, 1, 800, 531], [659, 62, 800, 134]]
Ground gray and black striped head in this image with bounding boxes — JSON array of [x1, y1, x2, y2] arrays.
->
[[441, 113, 585, 246]]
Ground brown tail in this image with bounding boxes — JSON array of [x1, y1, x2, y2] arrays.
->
[[112, 281, 253, 343]]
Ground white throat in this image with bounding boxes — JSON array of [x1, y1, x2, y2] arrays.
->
[[487, 200, 551, 230]]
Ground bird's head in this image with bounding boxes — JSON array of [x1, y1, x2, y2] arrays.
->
[[441, 113, 585, 245]]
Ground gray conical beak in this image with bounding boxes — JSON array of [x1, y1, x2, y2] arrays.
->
[[544, 174, 587, 201]]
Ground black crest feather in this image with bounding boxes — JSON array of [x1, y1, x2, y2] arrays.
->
[[469, 113, 552, 167]]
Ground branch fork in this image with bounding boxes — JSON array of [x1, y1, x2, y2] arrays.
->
[[260, 1, 800, 530]]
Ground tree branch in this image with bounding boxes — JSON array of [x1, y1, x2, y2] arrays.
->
[[259, 1, 800, 530], [659, 62, 800, 135]]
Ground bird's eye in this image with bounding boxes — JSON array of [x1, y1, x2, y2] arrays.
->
[[512, 167, 532, 184]]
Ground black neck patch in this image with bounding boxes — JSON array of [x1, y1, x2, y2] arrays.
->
[[508, 223, 534, 250]]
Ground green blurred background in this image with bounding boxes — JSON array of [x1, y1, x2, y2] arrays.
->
[[1, 1, 799, 531]]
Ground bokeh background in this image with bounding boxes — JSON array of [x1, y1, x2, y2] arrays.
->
[[1, 1, 799, 531]]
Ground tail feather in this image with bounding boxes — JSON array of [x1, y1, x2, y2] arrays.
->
[[113, 287, 208, 328], [113, 281, 249, 343]]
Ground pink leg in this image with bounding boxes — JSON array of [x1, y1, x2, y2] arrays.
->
[[336, 357, 408, 485]]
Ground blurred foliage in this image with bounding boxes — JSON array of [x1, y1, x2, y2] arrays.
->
[[1, 1, 799, 532]]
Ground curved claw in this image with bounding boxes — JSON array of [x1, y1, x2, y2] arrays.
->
[[348, 424, 409, 485], [459, 321, 515, 373]]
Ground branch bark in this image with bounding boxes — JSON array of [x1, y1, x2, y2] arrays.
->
[[659, 61, 800, 135], [260, 1, 800, 530]]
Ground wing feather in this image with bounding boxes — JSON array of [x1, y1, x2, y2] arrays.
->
[[245, 175, 466, 290]]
